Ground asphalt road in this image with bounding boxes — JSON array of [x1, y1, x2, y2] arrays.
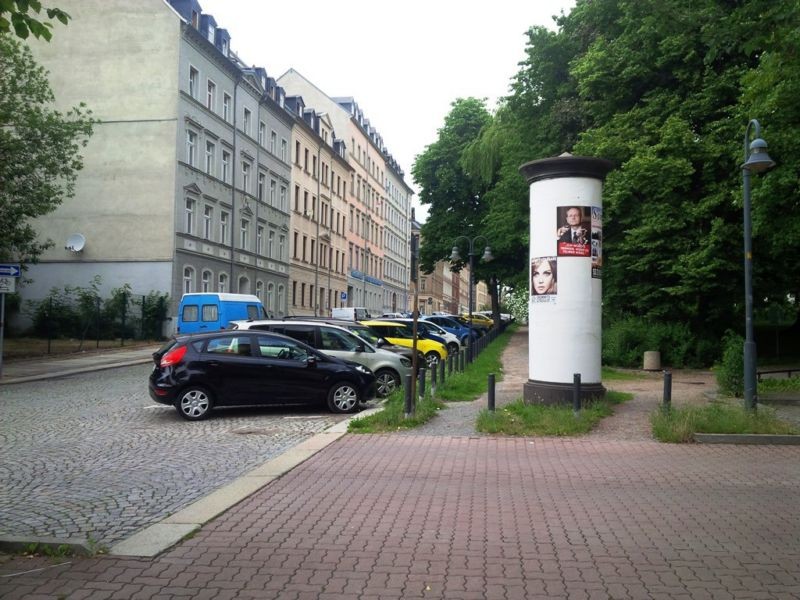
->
[[0, 364, 348, 547]]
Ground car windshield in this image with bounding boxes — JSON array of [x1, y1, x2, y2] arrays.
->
[[348, 325, 382, 346]]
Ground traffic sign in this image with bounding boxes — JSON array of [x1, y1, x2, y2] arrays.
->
[[0, 264, 21, 277], [0, 277, 15, 293], [341, 291, 347, 300]]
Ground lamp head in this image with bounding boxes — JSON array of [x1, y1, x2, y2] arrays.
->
[[449, 246, 462, 262], [481, 246, 494, 262], [743, 138, 776, 173]]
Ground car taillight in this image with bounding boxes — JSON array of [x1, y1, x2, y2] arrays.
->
[[160, 345, 187, 367]]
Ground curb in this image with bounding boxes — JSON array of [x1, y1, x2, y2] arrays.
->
[[693, 433, 800, 445], [0, 358, 154, 385], [0, 536, 92, 557]]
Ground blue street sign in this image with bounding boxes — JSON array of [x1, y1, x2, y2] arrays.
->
[[341, 291, 347, 300], [0, 264, 20, 277]]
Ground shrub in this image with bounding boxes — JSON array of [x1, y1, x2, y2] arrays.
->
[[603, 316, 697, 368], [715, 332, 744, 397]]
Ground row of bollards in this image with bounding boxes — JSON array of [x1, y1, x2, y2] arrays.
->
[[403, 326, 502, 418]]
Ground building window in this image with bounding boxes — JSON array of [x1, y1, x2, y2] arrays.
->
[[206, 79, 216, 111], [203, 205, 213, 240], [268, 230, 275, 258], [256, 280, 263, 301], [304, 148, 309, 171], [268, 282, 276, 313], [205, 140, 215, 175], [238, 276, 249, 294], [220, 211, 229, 244], [280, 186, 287, 212], [302, 235, 307, 262], [292, 231, 298, 258], [240, 218, 249, 249], [279, 235, 285, 261], [242, 161, 251, 193], [295, 141, 300, 164], [270, 130, 277, 154], [186, 130, 197, 166], [277, 285, 285, 316], [258, 121, 266, 146], [270, 179, 276, 206], [221, 149, 231, 183], [301, 283, 306, 307], [218, 272, 228, 293], [243, 107, 252, 136], [183, 266, 195, 293], [257, 225, 264, 255], [188, 66, 198, 98], [201, 270, 211, 292], [281, 139, 288, 162], [184, 198, 195, 234], [258, 172, 265, 201], [223, 92, 231, 122]]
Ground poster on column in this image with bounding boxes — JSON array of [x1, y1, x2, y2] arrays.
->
[[556, 206, 591, 257], [530, 256, 557, 303], [591, 206, 603, 278]]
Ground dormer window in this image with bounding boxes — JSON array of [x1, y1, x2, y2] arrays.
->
[[221, 39, 228, 56], [207, 24, 214, 43], [191, 10, 199, 28]]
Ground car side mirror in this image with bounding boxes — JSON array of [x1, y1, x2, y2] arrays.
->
[[305, 355, 318, 367]]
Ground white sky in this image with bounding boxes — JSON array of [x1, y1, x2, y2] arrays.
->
[[198, 0, 576, 221]]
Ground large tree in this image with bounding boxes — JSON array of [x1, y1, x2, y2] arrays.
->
[[0, 35, 94, 262]]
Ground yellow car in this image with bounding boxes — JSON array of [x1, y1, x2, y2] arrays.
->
[[361, 320, 448, 369], [460, 313, 493, 334]]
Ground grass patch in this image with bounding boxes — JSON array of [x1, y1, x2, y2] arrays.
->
[[601, 366, 648, 381], [436, 327, 515, 402], [651, 402, 799, 443], [759, 375, 800, 393], [475, 391, 632, 436], [348, 391, 445, 433]]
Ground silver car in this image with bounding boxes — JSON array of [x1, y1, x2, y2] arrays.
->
[[229, 319, 412, 398]]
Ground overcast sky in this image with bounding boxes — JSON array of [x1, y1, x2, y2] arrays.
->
[[198, 0, 576, 221]]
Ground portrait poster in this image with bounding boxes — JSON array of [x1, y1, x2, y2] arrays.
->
[[591, 206, 603, 279], [531, 256, 557, 302], [556, 205, 591, 257]]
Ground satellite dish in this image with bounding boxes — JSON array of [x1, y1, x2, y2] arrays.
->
[[65, 233, 86, 252]]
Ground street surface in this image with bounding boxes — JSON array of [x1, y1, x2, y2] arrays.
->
[[0, 364, 347, 546]]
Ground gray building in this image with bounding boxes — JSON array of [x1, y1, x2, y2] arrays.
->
[[22, 0, 292, 328]]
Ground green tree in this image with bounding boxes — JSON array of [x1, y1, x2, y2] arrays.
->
[[0, 35, 94, 262], [0, 0, 69, 40]]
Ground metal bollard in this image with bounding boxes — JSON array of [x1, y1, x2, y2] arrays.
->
[[418, 367, 426, 400], [431, 361, 438, 395], [460, 350, 465, 372], [439, 358, 446, 385], [404, 373, 414, 418], [488, 373, 496, 412], [573, 373, 581, 416], [448, 354, 453, 375], [662, 370, 672, 414]]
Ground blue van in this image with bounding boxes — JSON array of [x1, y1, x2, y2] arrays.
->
[[177, 293, 268, 334]]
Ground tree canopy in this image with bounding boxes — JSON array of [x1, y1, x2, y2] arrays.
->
[[412, 0, 800, 360], [0, 35, 94, 262], [0, 0, 69, 40]]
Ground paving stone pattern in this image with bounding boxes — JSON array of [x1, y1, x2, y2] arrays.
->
[[0, 365, 345, 546]]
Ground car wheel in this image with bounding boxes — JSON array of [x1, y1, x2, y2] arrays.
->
[[176, 386, 214, 420], [447, 342, 460, 355], [375, 368, 400, 398], [327, 382, 360, 413], [424, 351, 440, 369]]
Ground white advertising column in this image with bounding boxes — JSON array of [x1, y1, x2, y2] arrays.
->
[[519, 154, 613, 404]]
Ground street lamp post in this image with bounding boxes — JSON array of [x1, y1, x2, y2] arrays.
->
[[741, 119, 775, 411], [450, 236, 493, 360], [362, 245, 371, 310]]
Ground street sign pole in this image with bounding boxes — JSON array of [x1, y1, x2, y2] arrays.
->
[[0, 265, 21, 378], [0, 292, 5, 378]]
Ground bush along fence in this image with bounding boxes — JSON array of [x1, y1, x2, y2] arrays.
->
[[23, 279, 169, 352], [404, 324, 504, 417]]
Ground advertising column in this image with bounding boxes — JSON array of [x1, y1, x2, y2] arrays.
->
[[519, 154, 613, 404]]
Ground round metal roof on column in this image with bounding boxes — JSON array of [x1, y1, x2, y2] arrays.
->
[[519, 152, 614, 184]]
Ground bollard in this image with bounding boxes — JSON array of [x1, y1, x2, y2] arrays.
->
[[431, 361, 438, 395], [460, 350, 465, 372], [418, 367, 426, 400], [448, 354, 453, 375], [488, 373, 496, 412], [573, 373, 581, 416], [662, 370, 672, 414], [439, 358, 446, 385], [404, 373, 414, 418]]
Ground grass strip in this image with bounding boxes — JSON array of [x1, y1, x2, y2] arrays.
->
[[601, 366, 649, 381], [759, 375, 800, 393], [651, 402, 799, 443], [475, 391, 632, 436]]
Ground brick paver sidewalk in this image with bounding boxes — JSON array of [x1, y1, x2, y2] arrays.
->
[[2, 327, 799, 599]]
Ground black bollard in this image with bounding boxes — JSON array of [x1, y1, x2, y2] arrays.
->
[[418, 367, 426, 400], [573, 373, 581, 416], [404, 374, 414, 418], [431, 361, 438, 395], [439, 358, 446, 385], [488, 373, 496, 412], [448, 354, 453, 375], [662, 370, 672, 414]]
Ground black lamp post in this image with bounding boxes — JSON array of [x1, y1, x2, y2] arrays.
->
[[741, 119, 775, 411], [450, 236, 493, 360]]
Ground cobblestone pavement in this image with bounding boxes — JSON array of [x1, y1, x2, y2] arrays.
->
[[0, 365, 347, 547], [2, 330, 799, 599]]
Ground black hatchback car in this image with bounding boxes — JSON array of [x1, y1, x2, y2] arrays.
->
[[149, 330, 376, 420]]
